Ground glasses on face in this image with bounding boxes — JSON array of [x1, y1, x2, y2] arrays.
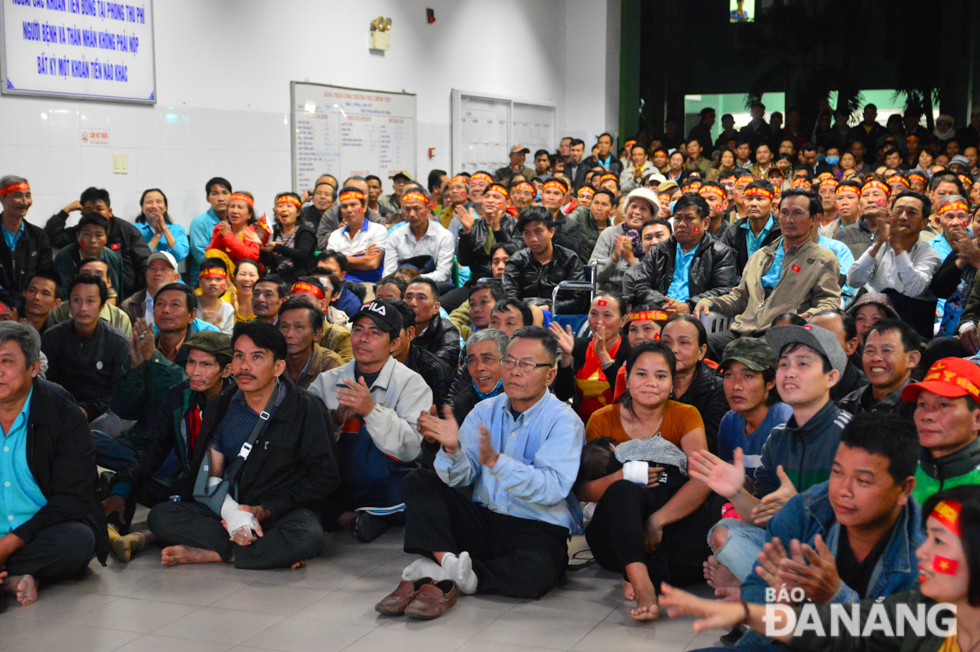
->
[[501, 357, 553, 372]]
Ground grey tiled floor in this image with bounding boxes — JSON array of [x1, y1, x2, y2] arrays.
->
[[0, 522, 724, 652]]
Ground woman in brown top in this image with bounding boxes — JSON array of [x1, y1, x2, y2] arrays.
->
[[577, 341, 714, 622]]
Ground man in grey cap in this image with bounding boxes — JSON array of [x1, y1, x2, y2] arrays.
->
[[690, 324, 851, 584], [495, 145, 535, 184], [101, 331, 234, 561]]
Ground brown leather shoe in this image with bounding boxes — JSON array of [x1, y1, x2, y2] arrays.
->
[[404, 580, 459, 620], [375, 578, 432, 616]]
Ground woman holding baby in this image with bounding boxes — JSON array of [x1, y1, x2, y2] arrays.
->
[[576, 340, 719, 622]]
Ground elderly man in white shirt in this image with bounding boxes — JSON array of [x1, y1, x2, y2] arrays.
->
[[846, 189, 941, 339], [325, 186, 388, 286], [383, 188, 455, 285]]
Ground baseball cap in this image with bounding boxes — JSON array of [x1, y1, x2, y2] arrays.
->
[[390, 171, 412, 182], [147, 251, 178, 272], [353, 299, 402, 336], [183, 331, 232, 361], [510, 145, 531, 155], [764, 324, 847, 375], [646, 172, 667, 186], [720, 337, 776, 372], [901, 358, 980, 403], [625, 188, 661, 218]]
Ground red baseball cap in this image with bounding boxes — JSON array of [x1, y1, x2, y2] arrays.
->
[[902, 358, 980, 403]]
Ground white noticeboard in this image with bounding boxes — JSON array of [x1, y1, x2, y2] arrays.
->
[[0, 0, 156, 104], [451, 90, 556, 174], [291, 82, 416, 195]]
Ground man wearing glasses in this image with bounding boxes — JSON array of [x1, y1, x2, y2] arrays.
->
[[379, 327, 584, 619]]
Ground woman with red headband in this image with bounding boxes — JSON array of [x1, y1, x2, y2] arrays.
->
[[259, 191, 316, 280], [206, 191, 261, 273], [659, 485, 980, 652]]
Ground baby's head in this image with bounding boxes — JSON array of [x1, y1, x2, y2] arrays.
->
[[578, 437, 622, 484]]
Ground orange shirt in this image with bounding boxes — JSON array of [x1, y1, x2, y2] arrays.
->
[[585, 400, 704, 448]]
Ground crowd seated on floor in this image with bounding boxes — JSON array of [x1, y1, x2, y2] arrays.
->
[[4, 110, 980, 648]]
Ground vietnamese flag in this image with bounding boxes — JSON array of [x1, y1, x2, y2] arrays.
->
[[791, 264, 801, 273], [933, 555, 959, 575]]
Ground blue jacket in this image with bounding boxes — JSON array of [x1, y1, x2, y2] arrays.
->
[[739, 481, 924, 649], [136, 219, 190, 263], [187, 208, 221, 284]]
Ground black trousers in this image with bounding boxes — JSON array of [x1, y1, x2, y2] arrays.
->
[[108, 478, 177, 534], [147, 501, 324, 570], [585, 480, 708, 594], [707, 329, 740, 362], [4, 521, 95, 582], [403, 469, 569, 599]]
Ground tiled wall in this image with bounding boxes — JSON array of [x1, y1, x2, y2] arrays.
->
[[0, 97, 292, 232]]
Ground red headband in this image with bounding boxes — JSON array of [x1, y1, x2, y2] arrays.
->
[[939, 200, 970, 215], [512, 181, 535, 196], [449, 175, 470, 186], [791, 178, 812, 188], [486, 183, 509, 199], [836, 185, 859, 196], [629, 310, 668, 322], [600, 173, 618, 184], [277, 195, 302, 208], [818, 178, 839, 190], [291, 281, 325, 301], [862, 179, 891, 198], [743, 186, 774, 200], [230, 193, 254, 208], [931, 500, 963, 536], [401, 191, 430, 206], [959, 174, 974, 188], [339, 189, 366, 204], [543, 179, 567, 193], [0, 181, 29, 195], [909, 172, 928, 184], [471, 172, 494, 186], [199, 269, 227, 280], [736, 175, 756, 187], [578, 186, 595, 197], [889, 175, 911, 188], [698, 185, 727, 200]]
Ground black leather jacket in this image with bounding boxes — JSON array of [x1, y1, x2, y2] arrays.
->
[[502, 244, 588, 314], [623, 234, 737, 310], [413, 317, 461, 372], [456, 216, 519, 282], [721, 216, 782, 274], [0, 218, 54, 293], [46, 211, 151, 295]]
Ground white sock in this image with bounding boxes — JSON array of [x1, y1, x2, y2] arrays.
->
[[441, 551, 478, 594], [402, 557, 447, 582]]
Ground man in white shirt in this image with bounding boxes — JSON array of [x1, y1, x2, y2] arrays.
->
[[325, 187, 388, 285], [846, 190, 941, 339], [383, 188, 455, 286]]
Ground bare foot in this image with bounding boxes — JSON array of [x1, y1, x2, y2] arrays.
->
[[160, 545, 223, 567], [630, 584, 659, 622], [2, 574, 38, 606], [708, 560, 740, 589], [714, 585, 741, 602], [290, 560, 305, 570], [622, 579, 634, 601]]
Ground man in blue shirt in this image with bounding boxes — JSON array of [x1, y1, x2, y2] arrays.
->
[[187, 177, 232, 285], [0, 321, 106, 607], [377, 327, 583, 619]]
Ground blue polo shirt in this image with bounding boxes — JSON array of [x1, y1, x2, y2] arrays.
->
[[666, 242, 698, 302], [742, 215, 775, 260], [0, 390, 45, 534], [760, 242, 785, 289]]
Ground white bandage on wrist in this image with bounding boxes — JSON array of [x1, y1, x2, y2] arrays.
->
[[623, 460, 650, 485], [220, 491, 259, 535]]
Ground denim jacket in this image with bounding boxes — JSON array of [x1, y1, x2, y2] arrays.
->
[[739, 481, 924, 649]]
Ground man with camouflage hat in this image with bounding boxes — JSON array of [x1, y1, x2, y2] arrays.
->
[[101, 331, 235, 561]]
